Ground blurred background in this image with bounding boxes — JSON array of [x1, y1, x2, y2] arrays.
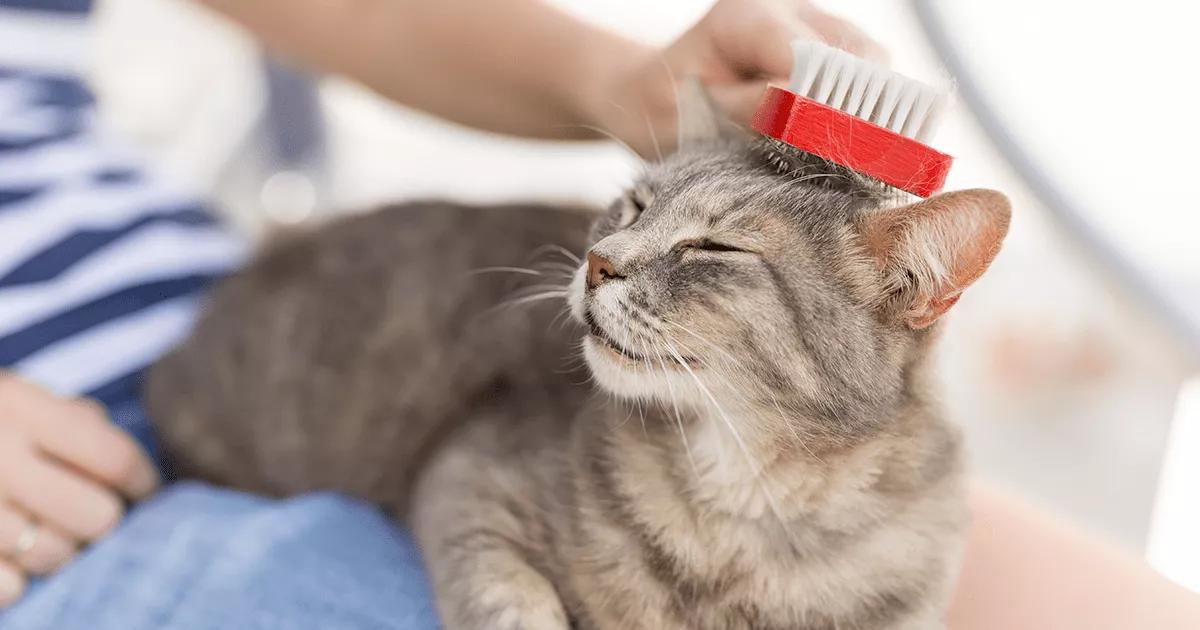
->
[[57, 0, 1200, 588]]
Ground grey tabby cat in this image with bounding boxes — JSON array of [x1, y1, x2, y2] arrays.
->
[[146, 88, 1010, 630]]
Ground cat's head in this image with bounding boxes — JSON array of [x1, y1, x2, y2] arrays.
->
[[566, 83, 1010, 439]]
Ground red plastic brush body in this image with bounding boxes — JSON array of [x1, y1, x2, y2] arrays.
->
[[751, 86, 953, 198]]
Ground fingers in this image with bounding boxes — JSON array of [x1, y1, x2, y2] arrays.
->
[[797, 6, 889, 63], [702, 0, 891, 83], [702, 0, 813, 80], [0, 505, 75, 576], [0, 449, 123, 543], [1, 377, 158, 500], [0, 558, 24, 608], [710, 81, 772, 127], [0, 374, 151, 610], [32, 399, 159, 500]]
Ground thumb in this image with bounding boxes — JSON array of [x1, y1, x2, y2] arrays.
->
[[703, 0, 820, 80], [708, 80, 771, 129], [796, 7, 888, 64]]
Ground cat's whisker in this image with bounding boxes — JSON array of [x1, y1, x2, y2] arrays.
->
[[662, 340, 800, 552], [570, 339, 602, 387], [556, 344, 590, 374], [660, 325, 767, 403], [472, 282, 569, 327], [467, 266, 545, 277], [536, 261, 580, 279], [529, 243, 582, 266], [499, 281, 572, 302], [513, 282, 572, 293], [625, 330, 654, 440], [634, 102, 664, 164], [533, 256, 579, 270], [470, 273, 571, 322], [768, 394, 823, 463], [489, 290, 569, 313], [634, 332, 653, 373], [662, 341, 754, 471], [651, 339, 698, 479], [650, 52, 692, 164], [661, 320, 826, 462], [661, 321, 753, 376], [634, 396, 647, 438], [549, 303, 575, 331], [662, 334, 785, 448], [613, 396, 638, 431], [552, 122, 642, 161], [699, 350, 823, 463]]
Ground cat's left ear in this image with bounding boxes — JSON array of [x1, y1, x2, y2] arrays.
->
[[676, 78, 744, 150], [859, 188, 1011, 329]]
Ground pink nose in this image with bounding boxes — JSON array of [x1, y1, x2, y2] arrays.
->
[[586, 251, 622, 289]]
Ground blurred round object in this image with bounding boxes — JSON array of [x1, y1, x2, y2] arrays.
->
[[260, 170, 318, 225]]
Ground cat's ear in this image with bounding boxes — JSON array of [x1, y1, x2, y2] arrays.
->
[[859, 188, 1011, 329], [676, 77, 743, 149]]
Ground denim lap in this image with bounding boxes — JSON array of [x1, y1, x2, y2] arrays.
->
[[0, 482, 439, 630]]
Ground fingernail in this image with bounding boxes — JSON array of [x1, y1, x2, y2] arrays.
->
[[129, 463, 160, 498], [79, 493, 123, 541]]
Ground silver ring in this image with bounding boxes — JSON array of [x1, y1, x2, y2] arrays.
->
[[13, 521, 39, 557]]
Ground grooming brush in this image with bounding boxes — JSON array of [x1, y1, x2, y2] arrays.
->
[[752, 40, 952, 197]]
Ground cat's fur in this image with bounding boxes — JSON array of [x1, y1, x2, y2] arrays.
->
[[146, 94, 1010, 629]]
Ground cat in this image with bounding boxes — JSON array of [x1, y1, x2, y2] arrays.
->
[[145, 88, 1010, 630]]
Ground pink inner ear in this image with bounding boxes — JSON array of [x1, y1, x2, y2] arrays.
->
[[941, 199, 1011, 294], [909, 294, 960, 330], [863, 189, 1011, 328]]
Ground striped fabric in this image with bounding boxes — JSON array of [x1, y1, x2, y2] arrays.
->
[[0, 0, 90, 13], [0, 64, 244, 455]]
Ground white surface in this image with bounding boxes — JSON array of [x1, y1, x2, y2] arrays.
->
[[1149, 377, 1200, 591], [930, 0, 1200, 284]]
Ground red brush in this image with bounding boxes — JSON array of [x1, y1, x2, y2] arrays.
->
[[752, 41, 953, 198]]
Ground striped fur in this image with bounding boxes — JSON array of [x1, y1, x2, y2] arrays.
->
[[148, 126, 1009, 628]]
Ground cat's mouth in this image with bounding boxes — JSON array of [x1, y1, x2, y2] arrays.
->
[[582, 309, 697, 367], [584, 315, 648, 363]]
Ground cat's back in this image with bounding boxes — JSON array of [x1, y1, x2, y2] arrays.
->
[[146, 201, 594, 510]]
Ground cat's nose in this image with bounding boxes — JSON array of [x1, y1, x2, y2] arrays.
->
[[586, 251, 623, 290]]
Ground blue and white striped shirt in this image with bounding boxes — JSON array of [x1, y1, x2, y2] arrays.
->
[[0, 5, 244, 456]]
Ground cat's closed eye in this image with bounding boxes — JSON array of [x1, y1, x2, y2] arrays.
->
[[675, 238, 750, 254]]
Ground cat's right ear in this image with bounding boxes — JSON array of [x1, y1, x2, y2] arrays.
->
[[676, 77, 742, 150], [858, 189, 1011, 329]]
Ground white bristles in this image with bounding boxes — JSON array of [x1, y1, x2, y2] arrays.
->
[[787, 41, 948, 143]]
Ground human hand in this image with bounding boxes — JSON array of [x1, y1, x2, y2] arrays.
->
[[588, 0, 885, 156], [0, 374, 159, 607]]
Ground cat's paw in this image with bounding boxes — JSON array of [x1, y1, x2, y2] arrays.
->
[[491, 603, 570, 630], [449, 573, 570, 630], [478, 581, 570, 630]]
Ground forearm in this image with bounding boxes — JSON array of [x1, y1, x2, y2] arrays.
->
[[949, 482, 1200, 629], [199, 0, 653, 140]]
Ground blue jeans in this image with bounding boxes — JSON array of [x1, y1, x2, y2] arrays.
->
[[0, 483, 440, 630]]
